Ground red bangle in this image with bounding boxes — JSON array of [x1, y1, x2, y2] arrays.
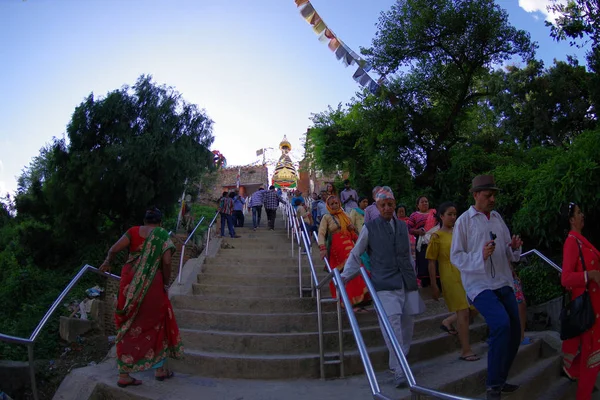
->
[[319, 245, 326, 251]]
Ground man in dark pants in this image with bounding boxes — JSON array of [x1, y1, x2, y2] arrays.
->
[[249, 187, 265, 230], [263, 185, 284, 231], [450, 175, 523, 400], [232, 193, 245, 227]]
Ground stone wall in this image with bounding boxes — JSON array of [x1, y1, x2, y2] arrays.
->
[[297, 158, 346, 196], [204, 165, 269, 201]]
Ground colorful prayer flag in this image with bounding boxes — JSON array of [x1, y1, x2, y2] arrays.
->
[[294, 0, 383, 95]]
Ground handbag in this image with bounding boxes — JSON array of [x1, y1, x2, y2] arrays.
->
[[559, 239, 596, 340]]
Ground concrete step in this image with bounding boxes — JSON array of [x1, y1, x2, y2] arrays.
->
[[204, 256, 296, 266], [474, 353, 565, 400], [171, 294, 337, 313], [174, 309, 379, 333], [192, 283, 300, 297], [179, 321, 487, 357], [203, 263, 306, 275], [391, 337, 546, 399], [174, 307, 456, 335], [197, 272, 322, 286], [171, 324, 505, 380], [538, 376, 578, 400], [61, 332, 559, 400], [217, 248, 314, 258], [172, 292, 451, 318]]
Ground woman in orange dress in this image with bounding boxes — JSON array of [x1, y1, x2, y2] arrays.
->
[[100, 207, 184, 387], [561, 202, 600, 400], [318, 195, 370, 309]]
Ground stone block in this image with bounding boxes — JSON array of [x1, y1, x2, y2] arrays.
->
[[59, 316, 93, 343], [0, 360, 30, 397]]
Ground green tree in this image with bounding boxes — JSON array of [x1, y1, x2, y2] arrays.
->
[[14, 74, 215, 268], [489, 58, 596, 147], [361, 0, 535, 185], [547, 0, 600, 109]]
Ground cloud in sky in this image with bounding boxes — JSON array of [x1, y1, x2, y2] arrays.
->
[[518, 0, 562, 22]]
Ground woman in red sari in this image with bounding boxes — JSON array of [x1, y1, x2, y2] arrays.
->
[[100, 207, 184, 387], [318, 195, 370, 310], [561, 202, 600, 400]]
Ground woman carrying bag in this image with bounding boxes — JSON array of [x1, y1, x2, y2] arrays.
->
[[561, 202, 600, 399]]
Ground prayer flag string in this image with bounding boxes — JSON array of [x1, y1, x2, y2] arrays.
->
[[294, 0, 382, 95]]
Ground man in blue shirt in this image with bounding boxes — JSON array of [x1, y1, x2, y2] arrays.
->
[[232, 193, 245, 228], [249, 188, 265, 231]]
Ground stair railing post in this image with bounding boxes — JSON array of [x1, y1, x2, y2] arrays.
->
[[298, 220, 303, 298], [336, 294, 345, 378], [316, 287, 325, 379], [28, 342, 39, 400]]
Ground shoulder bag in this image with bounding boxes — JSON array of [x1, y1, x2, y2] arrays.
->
[[560, 239, 596, 340]]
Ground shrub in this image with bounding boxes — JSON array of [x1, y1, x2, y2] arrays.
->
[[516, 257, 563, 306]]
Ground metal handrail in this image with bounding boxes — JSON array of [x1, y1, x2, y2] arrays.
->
[[520, 249, 562, 272], [307, 225, 475, 400], [0, 264, 120, 400], [177, 216, 206, 284], [204, 211, 220, 256], [283, 202, 346, 378]]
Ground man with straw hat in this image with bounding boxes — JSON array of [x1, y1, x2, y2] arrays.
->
[[450, 175, 523, 400], [341, 186, 425, 388]]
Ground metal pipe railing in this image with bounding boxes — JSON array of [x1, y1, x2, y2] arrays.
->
[[177, 216, 206, 284], [310, 229, 477, 399], [0, 264, 120, 400], [521, 249, 562, 272], [205, 211, 220, 256]]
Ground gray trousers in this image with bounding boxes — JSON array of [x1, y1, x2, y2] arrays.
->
[[376, 289, 416, 377]]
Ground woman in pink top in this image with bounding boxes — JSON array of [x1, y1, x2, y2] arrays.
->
[[407, 196, 436, 285]]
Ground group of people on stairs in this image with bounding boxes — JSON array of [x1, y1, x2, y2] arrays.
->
[[95, 174, 600, 400], [311, 175, 596, 400]]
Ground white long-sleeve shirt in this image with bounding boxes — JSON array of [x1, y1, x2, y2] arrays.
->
[[341, 220, 415, 282], [450, 206, 521, 301]]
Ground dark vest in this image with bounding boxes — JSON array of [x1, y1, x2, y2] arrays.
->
[[366, 217, 418, 292]]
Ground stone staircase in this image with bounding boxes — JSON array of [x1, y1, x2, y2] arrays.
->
[[54, 210, 583, 400]]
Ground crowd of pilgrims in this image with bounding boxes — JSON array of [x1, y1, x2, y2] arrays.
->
[[96, 176, 600, 400], [288, 179, 600, 400], [291, 180, 502, 363]]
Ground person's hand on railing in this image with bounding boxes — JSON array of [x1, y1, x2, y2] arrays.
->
[[319, 245, 327, 260], [99, 261, 112, 273]]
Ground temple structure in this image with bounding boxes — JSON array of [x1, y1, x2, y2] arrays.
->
[[272, 135, 298, 189]]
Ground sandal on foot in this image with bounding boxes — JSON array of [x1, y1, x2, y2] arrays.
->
[[117, 377, 142, 388], [459, 354, 480, 362], [440, 324, 458, 335], [155, 369, 175, 381]]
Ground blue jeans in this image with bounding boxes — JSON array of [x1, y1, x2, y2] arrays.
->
[[220, 213, 235, 237], [472, 286, 521, 389], [252, 206, 262, 228]]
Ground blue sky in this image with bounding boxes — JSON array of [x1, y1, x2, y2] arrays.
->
[[0, 0, 588, 196]]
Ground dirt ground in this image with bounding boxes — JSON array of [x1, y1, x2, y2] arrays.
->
[[13, 332, 110, 400]]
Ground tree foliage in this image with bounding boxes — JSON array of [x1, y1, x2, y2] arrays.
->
[[360, 0, 535, 185], [0, 75, 216, 361], [304, 0, 599, 257], [13, 75, 215, 268]]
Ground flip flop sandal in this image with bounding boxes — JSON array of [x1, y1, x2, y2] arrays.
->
[[155, 370, 175, 381], [459, 354, 481, 362], [440, 324, 458, 335], [117, 378, 142, 388]]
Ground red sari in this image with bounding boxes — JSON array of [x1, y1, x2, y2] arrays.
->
[[562, 231, 600, 400], [115, 226, 184, 373], [320, 206, 370, 306]]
